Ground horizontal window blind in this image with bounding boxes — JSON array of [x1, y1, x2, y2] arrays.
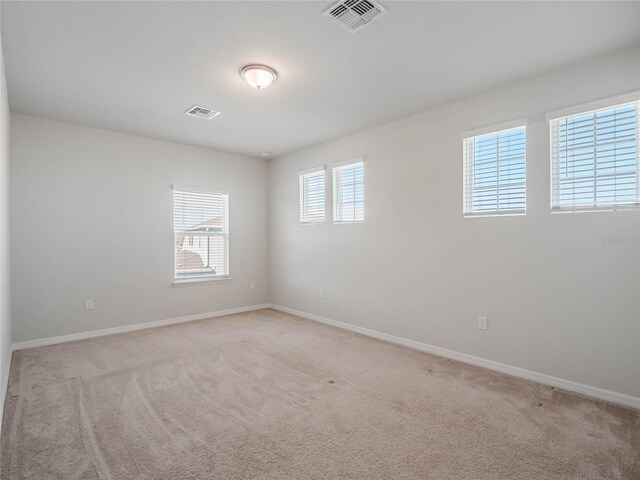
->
[[550, 101, 639, 212], [463, 126, 526, 217], [299, 169, 325, 223], [174, 189, 229, 280], [333, 160, 364, 223]]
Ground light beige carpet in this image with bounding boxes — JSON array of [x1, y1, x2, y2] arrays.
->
[[1, 308, 638, 479]]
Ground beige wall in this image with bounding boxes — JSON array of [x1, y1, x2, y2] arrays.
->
[[0, 9, 12, 411], [10, 114, 269, 342], [269, 47, 640, 398]]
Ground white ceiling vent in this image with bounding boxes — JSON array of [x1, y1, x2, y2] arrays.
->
[[324, 0, 386, 33], [185, 105, 221, 120]]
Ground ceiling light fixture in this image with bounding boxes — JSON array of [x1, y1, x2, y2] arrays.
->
[[240, 65, 278, 90]]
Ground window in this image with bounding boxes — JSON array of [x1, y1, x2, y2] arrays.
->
[[173, 189, 229, 282], [463, 126, 526, 217], [299, 168, 325, 223], [550, 100, 639, 212], [333, 159, 364, 223]]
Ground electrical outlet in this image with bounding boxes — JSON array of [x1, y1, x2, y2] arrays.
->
[[84, 299, 94, 311], [250, 281, 256, 290], [319, 289, 325, 298], [478, 316, 488, 331]]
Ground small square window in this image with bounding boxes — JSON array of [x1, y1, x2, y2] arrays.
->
[[299, 168, 326, 223], [463, 126, 527, 217], [550, 101, 639, 212], [333, 160, 364, 223]]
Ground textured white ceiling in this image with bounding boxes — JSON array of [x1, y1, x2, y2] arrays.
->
[[2, 1, 639, 158]]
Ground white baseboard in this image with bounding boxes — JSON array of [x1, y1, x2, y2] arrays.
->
[[8, 302, 639, 410], [1, 348, 11, 431], [11, 304, 270, 351], [269, 304, 640, 410]]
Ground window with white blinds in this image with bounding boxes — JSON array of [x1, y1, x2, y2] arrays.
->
[[173, 189, 229, 282], [333, 159, 364, 223], [463, 126, 526, 217], [550, 101, 639, 212], [299, 168, 325, 223]]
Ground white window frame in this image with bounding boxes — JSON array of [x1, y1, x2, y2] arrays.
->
[[332, 157, 365, 224], [173, 187, 230, 285], [461, 119, 528, 218], [546, 92, 640, 213], [299, 166, 326, 224]]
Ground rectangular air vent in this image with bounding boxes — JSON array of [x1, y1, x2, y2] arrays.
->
[[185, 105, 221, 120], [324, 0, 386, 33]]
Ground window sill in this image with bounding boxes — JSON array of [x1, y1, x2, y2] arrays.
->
[[551, 205, 640, 214], [173, 276, 231, 286], [464, 211, 526, 218]]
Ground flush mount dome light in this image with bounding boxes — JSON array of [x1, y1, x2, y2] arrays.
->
[[240, 65, 278, 90]]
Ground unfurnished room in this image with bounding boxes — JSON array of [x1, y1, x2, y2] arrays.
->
[[0, 1, 638, 479]]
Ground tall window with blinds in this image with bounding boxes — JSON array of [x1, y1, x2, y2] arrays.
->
[[299, 168, 325, 223], [173, 189, 229, 282], [550, 101, 639, 212], [333, 160, 364, 223], [463, 126, 526, 217]]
